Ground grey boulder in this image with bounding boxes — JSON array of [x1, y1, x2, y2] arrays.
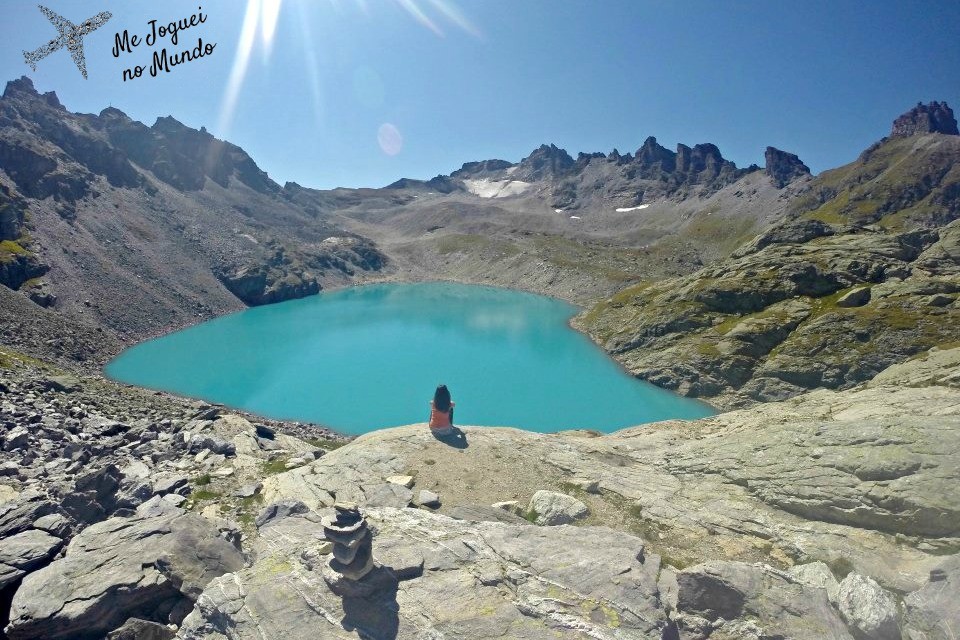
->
[[4, 507, 244, 640], [107, 618, 175, 640], [528, 489, 589, 525], [417, 489, 441, 508], [835, 286, 872, 308], [787, 561, 841, 603], [255, 500, 310, 529], [836, 573, 901, 640], [188, 434, 236, 457]]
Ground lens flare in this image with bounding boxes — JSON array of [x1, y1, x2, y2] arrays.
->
[[295, 1, 325, 126], [218, 0, 285, 135], [218, 0, 478, 138], [394, 0, 480, 38], [377, 123, 403, 156], [425, 0, 482, 38], [260, 0, 283, 54], [396, 0, 443, 36]]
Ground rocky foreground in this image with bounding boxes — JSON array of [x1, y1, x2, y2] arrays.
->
[[1, 344, 958, 639]]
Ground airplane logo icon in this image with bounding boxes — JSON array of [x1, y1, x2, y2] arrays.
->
[[23, 5, 112, 79]]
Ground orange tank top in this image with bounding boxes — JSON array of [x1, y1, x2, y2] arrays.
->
[[429, 401, 454, 429]]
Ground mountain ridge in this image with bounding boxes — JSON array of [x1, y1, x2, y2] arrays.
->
[[1, 80, 960, 640], [0, 76, 388, 345], [577, 109, 960, 408], [1, 73, 956, 404]]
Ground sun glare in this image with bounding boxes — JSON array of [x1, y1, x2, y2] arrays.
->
[[396, 0, 443, 37], [218, 0, 277, 135], [260, 0, 284, 54], [217, 0, 479, 137]]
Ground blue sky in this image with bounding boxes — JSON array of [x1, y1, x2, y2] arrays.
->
[[1, 1, 958, 189]]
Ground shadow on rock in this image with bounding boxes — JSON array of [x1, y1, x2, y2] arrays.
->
[[339, 568, 400, 640], [432, 426, 468, 449]]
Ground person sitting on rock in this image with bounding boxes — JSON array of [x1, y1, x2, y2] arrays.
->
[[429, 384, 455, 436]]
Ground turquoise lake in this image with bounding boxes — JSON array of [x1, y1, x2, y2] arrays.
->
[[105, 282, 714, 435]]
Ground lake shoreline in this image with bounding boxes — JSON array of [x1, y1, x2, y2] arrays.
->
[[104, 281, 716, 436]]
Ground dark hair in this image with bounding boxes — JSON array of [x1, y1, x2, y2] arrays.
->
[[433, 384, 451, 412]]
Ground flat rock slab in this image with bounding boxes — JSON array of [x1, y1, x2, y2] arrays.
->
[[108, 618, 175, 640], [363, 483, 413, 508], [417, 490, 440, 508], [255, 500, 309, 529], [178, 508, 669, 639], [447, 504, 531, 526], [5, 508, 244, 640], [0, 529, 62, 589], [676, 561, 854, 639], [903, 554, 960, 640], [386, 475, 415, 488], [836, 286, 872, 308]]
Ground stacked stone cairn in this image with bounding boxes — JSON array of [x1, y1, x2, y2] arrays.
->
[[322, 502, 394, 597]]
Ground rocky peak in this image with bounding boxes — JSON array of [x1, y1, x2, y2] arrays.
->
[[97, 107, 132, 123], [891, 101, 958, 137], [634, 136, 676, 172], [518, 143, 575, 180], [96, 112, 279, 194], [764, 146, 811, 188], [151, 115, 207, 138], [676, 143, 730, 176], [40, 92, 63, 110], [577, 151, 606, 162], [1, 77, 62, 111], [574, 151, 606, 170], [450, 159, 514, 179], [3, 77, 38, 100]]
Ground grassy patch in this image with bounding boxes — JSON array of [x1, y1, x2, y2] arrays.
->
[[0, 240, 28, 256], [306, 437, 348, 451], [0, 348, 53, 371], [193, 473, 211, 486], [434, 233, 517, 257], [693, 341, 721, 357], [530, 235, 644, 284], [577, 281, 655, 332], [240, 494, 265, 509], [658, 552, 693, 571], [436, 233, 485, 254], [683, 212, 758, 254], [601, 491, 695, 569], [190, 489, 221, 502], [557, 481, 590, 500], [261, 458, 291, 475], [522, 508, 539, 524]]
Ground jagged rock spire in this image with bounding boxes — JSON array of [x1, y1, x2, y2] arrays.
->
[[891, 101, 958, 137], [764, 146, 810, 188]]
